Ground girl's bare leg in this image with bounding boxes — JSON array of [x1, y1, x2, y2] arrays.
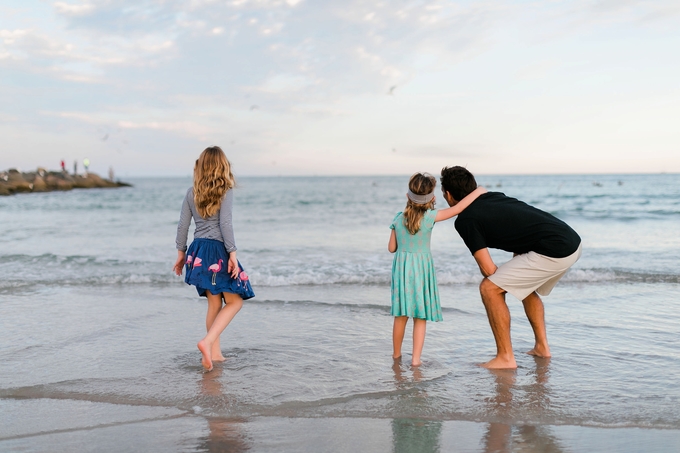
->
[[205, 292, 226, 361], [393, 317, 408, 359], [197, 291, 243, 371], [412, 319, 426, 366]]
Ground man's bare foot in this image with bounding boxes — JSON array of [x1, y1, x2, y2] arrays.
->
[[197, 340, 213, 371], [479, 355, 517, 370], [527, 345, 551, 358]]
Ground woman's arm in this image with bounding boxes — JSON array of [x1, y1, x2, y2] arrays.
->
[[388, 229, 397, 253], [434, 186, 487, 222]]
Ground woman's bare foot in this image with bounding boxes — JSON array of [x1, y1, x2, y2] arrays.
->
[[479, 355, 517, 370], [197, 340, 213, 371]]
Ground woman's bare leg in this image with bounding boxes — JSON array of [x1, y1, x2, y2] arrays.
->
[[412, 319, 426, 366], [198, 291, 243, 371], [393, 317, 408, 359], [205, 292, 226, 361]]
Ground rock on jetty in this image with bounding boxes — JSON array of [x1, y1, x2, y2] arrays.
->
[[0, 168, 131, 196]]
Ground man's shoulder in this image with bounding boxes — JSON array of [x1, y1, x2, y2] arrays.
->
[[457, 191, 504, 217], [472, 191, 535, 211]]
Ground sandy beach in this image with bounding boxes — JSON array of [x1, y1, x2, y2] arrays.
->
[[3, 400, 680, 452], [1, 175, 680, 452]]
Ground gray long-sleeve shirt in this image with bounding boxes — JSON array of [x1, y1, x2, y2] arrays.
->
[[175, 187, 237, 253]]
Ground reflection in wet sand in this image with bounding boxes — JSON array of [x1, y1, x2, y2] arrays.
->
[[391, 358, 442, 453], [482, 358, 566, 453], [195, 366, 251, 452], [392, 418, 443, 453]]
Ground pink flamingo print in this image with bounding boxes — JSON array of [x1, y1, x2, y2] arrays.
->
[[186, 255, 193, 266], [208, 259, 223, 285], [193, 257, 202, 268], [236, 270, 249, 290]]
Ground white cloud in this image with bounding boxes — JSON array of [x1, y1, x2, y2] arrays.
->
[[2, 0, 680, 175], [54, 2, 96, 17]]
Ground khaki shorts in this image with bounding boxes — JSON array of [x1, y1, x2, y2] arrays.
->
[[488, 243, 582, 301]]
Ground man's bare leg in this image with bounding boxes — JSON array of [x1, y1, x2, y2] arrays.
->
[[479, 278, 517, 369], [522, 292, 551, 357]]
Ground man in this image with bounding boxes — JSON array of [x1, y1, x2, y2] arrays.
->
[[440, 166, 581, 369]]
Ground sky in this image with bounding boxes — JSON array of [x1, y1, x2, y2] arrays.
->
[[1, 0, 680, 177]]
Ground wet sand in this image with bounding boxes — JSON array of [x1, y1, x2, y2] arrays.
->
[[2, 398, 680, 452]]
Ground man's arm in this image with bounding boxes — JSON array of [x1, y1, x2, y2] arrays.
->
[[473, 248, 498, 277]]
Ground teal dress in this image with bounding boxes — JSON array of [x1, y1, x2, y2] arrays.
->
[[390, 210, 442, 322]]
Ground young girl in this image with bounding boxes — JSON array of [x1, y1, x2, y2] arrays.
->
[[174, 146, 255, 371], [389, 173, 486, 366]]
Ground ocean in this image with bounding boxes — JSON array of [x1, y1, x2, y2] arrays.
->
[[1, 174, 679, 452]]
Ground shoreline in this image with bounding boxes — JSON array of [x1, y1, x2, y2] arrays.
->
[[2, 398, 680, 452], [0, 168, 131, 196]]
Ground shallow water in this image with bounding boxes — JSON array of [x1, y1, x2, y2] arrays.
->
[[1, 174, 680, 450]]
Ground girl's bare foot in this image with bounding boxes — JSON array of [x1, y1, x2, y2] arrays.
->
[[197, 340, 213, 371], [411, 361, 422, 367], [212, 354, 226, 362]]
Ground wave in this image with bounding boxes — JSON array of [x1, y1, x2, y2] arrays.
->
[[2, 253, 679, 292], [1, 267, 678, 294]]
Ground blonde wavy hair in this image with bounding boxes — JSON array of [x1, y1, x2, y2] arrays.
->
[[193, 146, 235, 218], [403, 173, 436, 235]]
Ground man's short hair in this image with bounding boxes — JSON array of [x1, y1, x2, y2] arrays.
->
[[440, 166, 477, 201]]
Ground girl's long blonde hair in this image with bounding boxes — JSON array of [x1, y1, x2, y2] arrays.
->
[[193, 146, 235, 218], [403, 173, 436, 234]]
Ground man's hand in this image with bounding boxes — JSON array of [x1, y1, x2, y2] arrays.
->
[[473, 248, 498, 277]]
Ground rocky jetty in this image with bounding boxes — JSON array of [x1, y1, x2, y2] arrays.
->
[[0, 168, 131, 196]]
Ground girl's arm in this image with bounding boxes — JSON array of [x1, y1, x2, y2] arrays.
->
[[173, 250, 186, 276], [219, 190, 237, 254], [219, 190, 239, 278], [174, 190, 192, 275], [175, 190, 193, 251], [435, 186, 487, 222], [388, 229, 397, 253]]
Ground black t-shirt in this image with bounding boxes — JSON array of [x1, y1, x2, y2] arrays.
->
[[454, 192, 581, 258]]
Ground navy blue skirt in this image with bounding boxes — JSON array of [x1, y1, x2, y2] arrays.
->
[[184, 238, 255, 300]]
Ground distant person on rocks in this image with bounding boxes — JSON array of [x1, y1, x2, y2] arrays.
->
[[108, 166, 114, 181], [60, 159, 65, 172], [73, 160, 78, 176], [440, 166, 582, 369], [83, 158, 90, 176], [388, 173, 486, 367], [174, 146, 255, 372]]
